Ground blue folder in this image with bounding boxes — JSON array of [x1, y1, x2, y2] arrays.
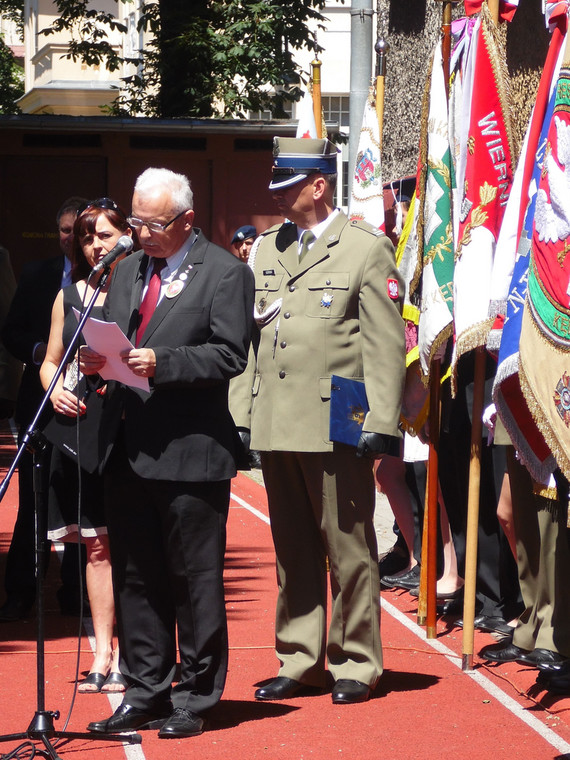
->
[[329, 375, 369, 448]]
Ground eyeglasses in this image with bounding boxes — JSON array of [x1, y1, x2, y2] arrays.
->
[[126, 208, 190, 233], [78, 197, 123, 216]]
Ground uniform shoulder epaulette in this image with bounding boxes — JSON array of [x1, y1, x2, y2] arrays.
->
[[348, 217, 385, 238]]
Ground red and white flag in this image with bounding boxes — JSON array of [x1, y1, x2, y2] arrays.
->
[[295, 89, 318, 139], [451, 4, 515, 386], [348, 85, 384, 232]]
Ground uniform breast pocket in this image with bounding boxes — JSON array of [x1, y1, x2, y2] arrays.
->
[[255, 273, 284, 315], [305, 272, 350, 318]]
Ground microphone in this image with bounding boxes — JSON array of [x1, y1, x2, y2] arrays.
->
[[91, 235, 134, 274]]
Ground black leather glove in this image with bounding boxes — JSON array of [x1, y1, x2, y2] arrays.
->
[[235, 427, 252, 470], [356, 431, 400, 459]]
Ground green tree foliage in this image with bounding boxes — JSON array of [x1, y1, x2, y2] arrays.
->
[[42, 0, 333, 118], [0, 0, 24, 114], [0, 0, 23, 31], [0, 35, 23, 113]]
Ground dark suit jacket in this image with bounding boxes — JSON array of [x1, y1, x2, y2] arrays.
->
[[1, 255, 64, 426], [99, 229, 255, 483]]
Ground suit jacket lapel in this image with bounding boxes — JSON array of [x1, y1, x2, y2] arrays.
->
[[137, 231, 204, 347]]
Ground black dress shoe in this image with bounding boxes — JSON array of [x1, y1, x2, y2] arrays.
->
[[538, 660, 570, 694], [516, 649, 567, 670], [87, 703, 171, 733], [331, 679, 371, 704], [255, 677, 306, 701], [380, 565, 421, 590], [457, 615, 514, 636], [479, 640, 530, 663], [158, 708, 204, 739]]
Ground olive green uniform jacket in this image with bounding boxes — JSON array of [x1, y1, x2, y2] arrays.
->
[[231, 211, 405, 451]]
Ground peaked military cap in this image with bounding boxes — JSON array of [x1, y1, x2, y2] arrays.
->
[[269, 137, 340, 190]]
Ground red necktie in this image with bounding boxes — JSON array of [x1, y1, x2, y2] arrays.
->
[[136, 258, 166, 347]]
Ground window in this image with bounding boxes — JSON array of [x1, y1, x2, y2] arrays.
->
[[322, 95, 350, 128]]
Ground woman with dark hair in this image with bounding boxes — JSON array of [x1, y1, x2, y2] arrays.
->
[[40, 199, 134, 693]]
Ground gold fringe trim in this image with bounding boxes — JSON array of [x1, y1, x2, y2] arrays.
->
[[480, 4, 516, 167], [450, 317, 494, 396], [421, 323, 453, 388], [519, 348, 570, 483], [532, 482, 558, 502]]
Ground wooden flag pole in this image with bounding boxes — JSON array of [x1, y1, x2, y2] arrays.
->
[[418, 0, 457, 637], [374, 37, 389, 150], [462, 346, 486, 670], [488, 0, 500, 25], [311, 56, 323, 139], [461, 0, 498, 672]]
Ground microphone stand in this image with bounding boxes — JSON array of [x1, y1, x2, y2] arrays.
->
[[0, 264, 141, 758]]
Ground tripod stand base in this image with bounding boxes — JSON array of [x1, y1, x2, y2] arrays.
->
[[0, 710, 142, 760]]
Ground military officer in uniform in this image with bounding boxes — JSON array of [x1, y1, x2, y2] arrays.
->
[[231, 137, 405, 704]]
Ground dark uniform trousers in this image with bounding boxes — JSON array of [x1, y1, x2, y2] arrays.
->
[[104, 430, 230, 713], [261, 447, 382, 689]]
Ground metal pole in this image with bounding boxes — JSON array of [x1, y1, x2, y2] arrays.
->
[[349, 0, 374, 181]]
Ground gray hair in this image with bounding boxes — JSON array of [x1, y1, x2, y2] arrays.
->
[[134, 168, 193, 213]]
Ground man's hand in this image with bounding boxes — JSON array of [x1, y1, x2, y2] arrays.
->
[[121, 348, 157, 379], [78, 346, 106, 375], [356, 431, 387, 460]]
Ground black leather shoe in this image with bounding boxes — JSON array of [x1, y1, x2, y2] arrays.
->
[[516, 649, 567, 669], [158, 708, 204, 739], [456, 615, 514, 636], [479, 640, 529, 663], [87, 703, 171, 733], [255, 677, 306, 701], [331, 679, 371, 704], [380, 565, 421, 590], [538, 661, 570, 694]]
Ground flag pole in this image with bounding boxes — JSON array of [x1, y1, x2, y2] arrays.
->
[[311, 48, 323, 139], [461, 0, 499, 672], [374, 37, 389, 150], [418, 0, 456, 638]]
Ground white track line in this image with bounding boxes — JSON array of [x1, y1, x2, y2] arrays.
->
[[230, 491, 270, 524], [381, 596, 570, 758], [233, 487, 570, 759]]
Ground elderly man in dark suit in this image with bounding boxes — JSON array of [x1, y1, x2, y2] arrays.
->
[[82, 168, 254, 740]]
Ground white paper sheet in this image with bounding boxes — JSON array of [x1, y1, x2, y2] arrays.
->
[[73, 308, 150, 392]]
